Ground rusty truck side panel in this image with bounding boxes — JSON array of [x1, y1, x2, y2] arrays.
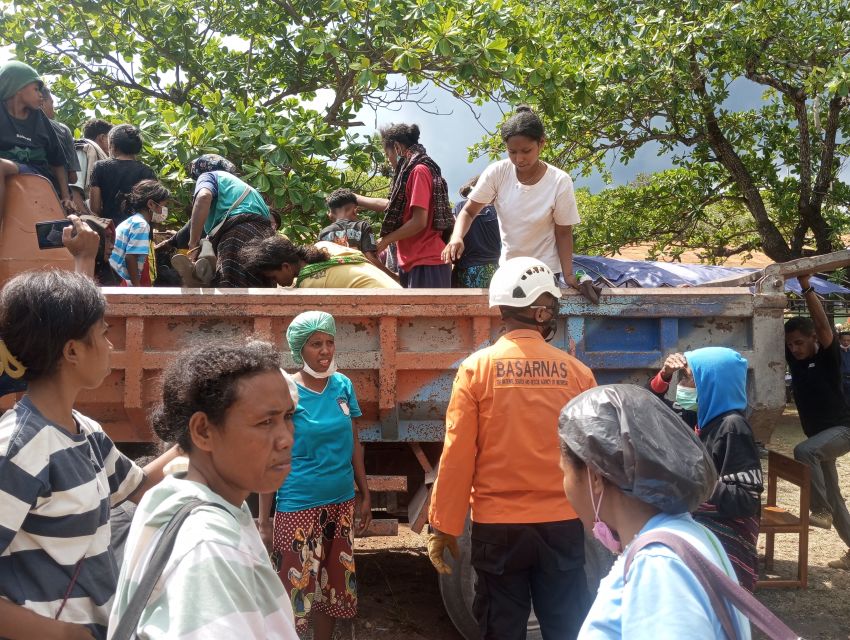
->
[[0, 175, 74, 283], [46, 286, 787, 445]]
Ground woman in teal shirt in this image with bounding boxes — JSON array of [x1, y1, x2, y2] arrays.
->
[[185, 154, 275, 287], [259, 311, 371, 639]]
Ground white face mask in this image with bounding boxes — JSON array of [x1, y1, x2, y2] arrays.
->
[[152, 206, 167, 224], [302, 357, 337, 379]]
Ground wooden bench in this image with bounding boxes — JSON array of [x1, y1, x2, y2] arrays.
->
[[757, 450, 810, 589]]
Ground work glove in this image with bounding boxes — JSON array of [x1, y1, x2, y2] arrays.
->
[[427, 530, 460, 575]]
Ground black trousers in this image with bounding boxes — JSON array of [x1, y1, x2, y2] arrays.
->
[[471, 519, 590, 640]]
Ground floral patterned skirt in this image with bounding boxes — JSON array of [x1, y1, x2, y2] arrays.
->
[[272, 500, 357, 634]]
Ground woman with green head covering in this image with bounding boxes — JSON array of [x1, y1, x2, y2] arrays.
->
[[0, 61, 72, 220], [258, 310, 371, 639]]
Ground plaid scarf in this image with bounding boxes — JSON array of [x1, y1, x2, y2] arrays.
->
[[381, 144, 454, 237]]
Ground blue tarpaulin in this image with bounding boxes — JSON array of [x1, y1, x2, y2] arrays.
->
[[573, 255, 850, 295]]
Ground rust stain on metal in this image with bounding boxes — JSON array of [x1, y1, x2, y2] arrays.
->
[[72, 289, 788, 447]]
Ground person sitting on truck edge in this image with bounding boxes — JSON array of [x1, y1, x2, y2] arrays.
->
[[0, 60, 72, 221], [0, 269, 180, 640], [558, 385, 752, 639], [109, 179, 169, 286], [785, 274, 850, 569], [38, 86, 79, 185], [352, 123, 452, 288], [39, 85, 80, 189], [259, 311, 370, 639], [238, 235, 401, 289], [89, 124, 157, 227], [428, 256, 596, 640], [451, 175, 500, 288], [107, 341, 299, 640]]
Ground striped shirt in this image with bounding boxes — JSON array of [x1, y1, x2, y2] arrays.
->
[[108, 475, 298, 639], [109, 213, 151, 283], [0, 397, 144, 639]]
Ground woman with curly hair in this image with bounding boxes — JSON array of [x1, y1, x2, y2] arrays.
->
[[108, 341, 298, 639]]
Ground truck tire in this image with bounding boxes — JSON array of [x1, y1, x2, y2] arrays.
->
[[437, 521, 615, 640]]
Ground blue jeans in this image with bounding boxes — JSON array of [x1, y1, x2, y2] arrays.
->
[[794, 425, 850, 547]]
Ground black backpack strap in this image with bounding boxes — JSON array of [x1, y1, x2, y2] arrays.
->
[[110, 498, 232, 640], [624, 531, 801, 640]]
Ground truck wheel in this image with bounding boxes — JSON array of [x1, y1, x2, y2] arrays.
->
[[438, 521, 615, 640]]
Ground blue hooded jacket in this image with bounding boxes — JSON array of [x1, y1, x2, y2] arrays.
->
[[685, 347, 748, 427]]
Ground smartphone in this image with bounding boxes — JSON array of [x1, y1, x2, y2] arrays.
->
[[35, 219, 73, 250]]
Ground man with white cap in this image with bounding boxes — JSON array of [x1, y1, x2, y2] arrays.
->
[[427, 256, 597, 639]]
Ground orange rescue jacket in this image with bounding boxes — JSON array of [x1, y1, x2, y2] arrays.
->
[[429, 329, 597, 536]]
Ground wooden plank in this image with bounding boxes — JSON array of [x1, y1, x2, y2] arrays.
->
[[764, 248, 850, 279], [699, 272, 760, 288], [356, 518, 398, 537], [407, 483, 432, 534], [366, 475, 407, 492], [409, 443, 434, 474]]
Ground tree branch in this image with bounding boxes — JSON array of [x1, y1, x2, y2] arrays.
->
[[690, 47, 792, 261]]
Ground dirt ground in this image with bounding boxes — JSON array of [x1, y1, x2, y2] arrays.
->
[[332, 407, 850, 640]]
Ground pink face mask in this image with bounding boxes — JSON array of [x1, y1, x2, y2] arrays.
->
[[588, 467, 622, 554]]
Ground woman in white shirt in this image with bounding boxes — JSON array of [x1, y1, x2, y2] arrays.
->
[[443, 106, 583, 291]]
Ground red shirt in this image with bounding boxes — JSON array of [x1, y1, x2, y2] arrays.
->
[[395, 164, 446, 269]]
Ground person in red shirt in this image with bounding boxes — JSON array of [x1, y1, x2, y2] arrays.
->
[[353, 123, 451, 288], [428, 257, 596, 639]]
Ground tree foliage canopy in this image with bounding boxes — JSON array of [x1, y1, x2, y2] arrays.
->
[[497, 0, 850, 262], [2, 0, 848, 259], [0, 0, 525, 239]]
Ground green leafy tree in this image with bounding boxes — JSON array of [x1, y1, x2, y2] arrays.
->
[[490, 0, 850, 262], [0, 0, 525, 237]]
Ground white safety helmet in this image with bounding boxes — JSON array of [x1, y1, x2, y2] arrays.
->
[[489, 257, 562, 308]]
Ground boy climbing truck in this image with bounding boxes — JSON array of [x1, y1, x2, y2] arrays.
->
[[3, 172, 850, 638]]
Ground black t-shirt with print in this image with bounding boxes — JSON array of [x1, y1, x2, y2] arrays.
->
[[319, 219, 378, 253], [0, 104, 65, 187], [786, 336, 850, 436], [90, 158, 156, 225]]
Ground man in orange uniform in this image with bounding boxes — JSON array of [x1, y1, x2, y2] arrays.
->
[[428, 257, 596, 639]]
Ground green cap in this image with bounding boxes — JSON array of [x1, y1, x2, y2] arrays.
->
[[0, 61, 43, 101]]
